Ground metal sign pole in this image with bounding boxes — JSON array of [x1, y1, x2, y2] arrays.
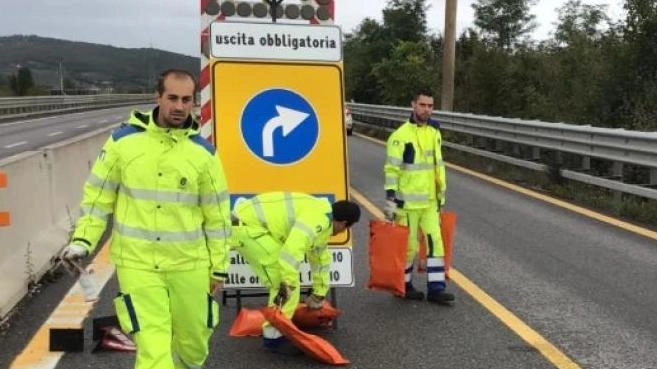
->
[[264, 0, 285, 23]]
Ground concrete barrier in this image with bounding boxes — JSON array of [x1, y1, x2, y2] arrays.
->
[[0, 126, 116, 320]]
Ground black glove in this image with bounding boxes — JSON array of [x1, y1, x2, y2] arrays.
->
[[274, 283, 292, 306]]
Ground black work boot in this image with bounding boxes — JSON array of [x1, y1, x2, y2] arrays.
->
[[426, 290, 455, 305], [404, 283, 425, 300]]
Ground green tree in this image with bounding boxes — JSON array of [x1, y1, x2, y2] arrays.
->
[[372, 41, 438, 105], [618, 0, 657, 129], [344, 18, 388, 102], [472, 0, 537, 50], [344, 0, 432, 103], [381, 0, 429, 44], [9, 66, 34, 96], [554, 0, 609, 45]]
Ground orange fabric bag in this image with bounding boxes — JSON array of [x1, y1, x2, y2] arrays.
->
[[418, 211, 457, 278], [229, 308, 266, 337], [367, 219, 408, 297], [292, 301, 342, 329], [261, 307, 350, 365]]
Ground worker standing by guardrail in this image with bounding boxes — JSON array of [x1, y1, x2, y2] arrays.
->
[[383, 88, 455, 304]]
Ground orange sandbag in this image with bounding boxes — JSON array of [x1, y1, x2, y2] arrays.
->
[[292, 301, 341, 329], [229, 308, 265, 337], [367, 219, 408, 297], [261, 306, 349, 365], [418, 211, 457, 278]]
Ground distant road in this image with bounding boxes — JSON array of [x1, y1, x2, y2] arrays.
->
[[0, 105, 151, 160]]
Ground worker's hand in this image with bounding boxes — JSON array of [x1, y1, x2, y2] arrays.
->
[[383, 199, 397, 220], [210, 279, 223, 298], [210, 273, 226, 299], [304, 294, 324, 310], [274, 283, 293, 306], [59, 243, 88, 262]]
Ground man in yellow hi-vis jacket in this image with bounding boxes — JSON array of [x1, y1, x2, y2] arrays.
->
[[384, 88, 455, 305], [59, 69, 232, 369], [231, 192, 360, 354]]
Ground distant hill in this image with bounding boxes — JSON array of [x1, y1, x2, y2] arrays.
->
[[0, 35, 199, 93]]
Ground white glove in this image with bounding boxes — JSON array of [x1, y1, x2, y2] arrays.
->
[[304, 294, 324, 310], [383, 200, 397, 220], [60, 243, 88, 261]]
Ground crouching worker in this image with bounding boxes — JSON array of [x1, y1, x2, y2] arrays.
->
[[231, 192, 361, 354]]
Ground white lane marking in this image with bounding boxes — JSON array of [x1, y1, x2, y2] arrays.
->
[[5, 141, 27, 148], [76, 124, 88, 129], [99, 119, 109, 124], [47, 131, 63, 137], [0, 116, 53, 126]]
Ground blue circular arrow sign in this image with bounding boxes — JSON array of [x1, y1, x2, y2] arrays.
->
[[241, 88, 319, 165]]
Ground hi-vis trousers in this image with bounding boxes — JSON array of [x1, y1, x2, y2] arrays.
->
[[114, 267, 219, 369], [231, 225, 300, 339], [395, 203, 447, 290]]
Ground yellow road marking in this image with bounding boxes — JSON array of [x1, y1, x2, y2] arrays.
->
[[350, 187, 583, 369], [354, 131, 657, 241], [10, 242, 115, 369]]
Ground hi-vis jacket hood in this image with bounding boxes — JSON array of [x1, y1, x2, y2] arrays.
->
[[233, 192, 334, 296], [384, 119, 447, 209], [71, 109, 232, 275]]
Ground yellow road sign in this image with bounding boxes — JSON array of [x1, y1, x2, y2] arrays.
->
[[212, 60, 349, 244]]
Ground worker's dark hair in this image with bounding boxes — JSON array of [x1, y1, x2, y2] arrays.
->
[[156, 69, 198, 96], [332, 200, 361, 226], [413, 87, 434, 102]]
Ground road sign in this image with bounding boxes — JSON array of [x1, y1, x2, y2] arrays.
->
[[210, 22, 342, 62], [213, 60, 349, 244], [225, 248, 354, 288], [241, 88, 319, 165]]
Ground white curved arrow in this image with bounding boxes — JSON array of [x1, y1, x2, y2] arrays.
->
[[262, 105, 309, 157]]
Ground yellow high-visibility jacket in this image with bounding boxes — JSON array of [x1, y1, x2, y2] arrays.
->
[[384, 120, 447, 209], [233, 192, 333, 297], [71, 109, 232, 275]]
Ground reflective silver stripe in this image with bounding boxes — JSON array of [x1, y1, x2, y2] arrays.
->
[[200, 190, 229, 205], [284, 193, 295, 227], [427, 257, 445, 267], [86, 173, 119, 192], [204, 227, 230, 239], [385, 176, 398, 187], [80, 205, 111, 219], [428, 272, 446, 282], [293, 222, 315, 239], [401, 163, 434, 171], [387, 156, 402, 166], [121, 186, 199, 205], [280, 251, 300, 269], [115, 222, 203, 242], [436, 159, 445, 167], [253, 199, 267, 224], [398, 193, 429, 202]]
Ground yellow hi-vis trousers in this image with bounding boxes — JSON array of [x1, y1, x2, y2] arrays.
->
[[231, 225, 300, 339], [395, 204, 446, 287], [114, 267, 219, 369]]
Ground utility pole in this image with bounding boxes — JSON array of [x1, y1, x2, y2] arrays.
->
[[441, 0, 457, 111], [58, 61, 65, 95]]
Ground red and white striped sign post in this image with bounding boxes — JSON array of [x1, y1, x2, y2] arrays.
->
[[199, 0, 334, 142]]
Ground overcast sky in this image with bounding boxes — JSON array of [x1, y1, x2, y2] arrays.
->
[[0, 0, 624, 57]]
